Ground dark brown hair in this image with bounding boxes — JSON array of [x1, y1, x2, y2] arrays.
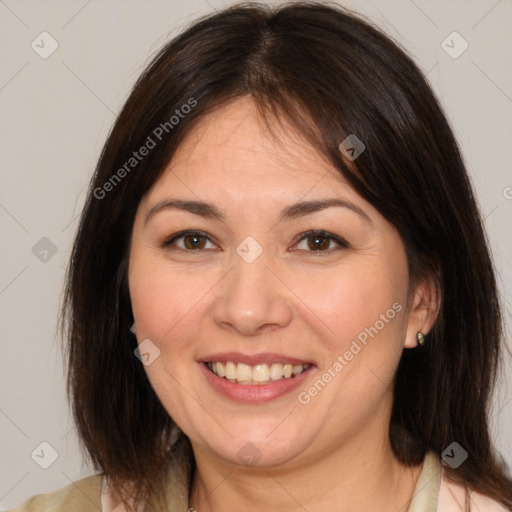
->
[[61, 1, 512, 510]]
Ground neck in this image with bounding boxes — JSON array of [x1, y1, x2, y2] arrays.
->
[[189, 417, 423, 512]]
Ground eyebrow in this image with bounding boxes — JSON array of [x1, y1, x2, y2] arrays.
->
[[144, 198, 371, 226]]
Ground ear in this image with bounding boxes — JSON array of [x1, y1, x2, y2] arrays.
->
[[404, 273, 441, 349]]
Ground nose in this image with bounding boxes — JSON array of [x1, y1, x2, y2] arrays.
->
[[212, 249, 293, 337]]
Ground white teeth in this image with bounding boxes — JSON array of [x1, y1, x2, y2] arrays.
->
[[269, 363, 283, 381], [216, 362, 225, 377], [225, 361, 237, 380], [207, 361, 310, 385], [292, 365, 303, 376], [253, 364, 270, 382], [236, 363, 252, 383]]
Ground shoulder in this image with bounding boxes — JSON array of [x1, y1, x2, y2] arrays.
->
[[438, 468, 509, 512], [5, 474, 103, 512]]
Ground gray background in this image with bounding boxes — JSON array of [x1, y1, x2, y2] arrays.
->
[[0, 0, 511, 508]]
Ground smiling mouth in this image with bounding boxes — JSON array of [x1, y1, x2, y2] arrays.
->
[[205, 361, 311, 385]]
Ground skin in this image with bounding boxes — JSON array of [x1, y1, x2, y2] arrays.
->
[[128, 96, 439, 511]]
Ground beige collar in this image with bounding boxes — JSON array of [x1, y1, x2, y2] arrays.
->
[[407, 451, 442, 512]]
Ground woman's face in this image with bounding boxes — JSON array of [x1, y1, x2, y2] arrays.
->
[[128, 96, 427, 469]]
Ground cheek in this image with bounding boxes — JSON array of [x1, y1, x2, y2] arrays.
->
[[294, 260, 406, 347], [294, 268, 406, 420], [128, 252, 218, 356], [128, 253, 215, 417], [295, 260, 408, 404]]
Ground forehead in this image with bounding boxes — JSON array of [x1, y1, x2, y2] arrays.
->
[[144, 96, 360, 207]]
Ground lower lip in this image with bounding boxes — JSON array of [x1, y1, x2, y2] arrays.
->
[[199, 363, 314, 403]]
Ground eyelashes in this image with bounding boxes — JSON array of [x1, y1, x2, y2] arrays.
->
[[162, 230, 217, 251], [292, 229, 349, 253], [161, 229, 349, 256]]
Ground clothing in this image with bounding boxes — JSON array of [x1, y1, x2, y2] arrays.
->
[[6, 448, 508, 512]]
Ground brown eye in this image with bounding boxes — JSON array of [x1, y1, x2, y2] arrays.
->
[[162, 231, 216, 251], [306, 234, 331, 251], [182, 233, 207, 250], [294, 230, 348, 254]]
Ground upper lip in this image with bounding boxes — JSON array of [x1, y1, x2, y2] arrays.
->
[[199, 352, 314, 366]]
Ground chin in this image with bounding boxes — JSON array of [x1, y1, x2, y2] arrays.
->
[[193, 420, 315, 469]]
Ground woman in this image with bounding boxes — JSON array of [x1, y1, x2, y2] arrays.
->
[[9, 1, 511, 511]]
